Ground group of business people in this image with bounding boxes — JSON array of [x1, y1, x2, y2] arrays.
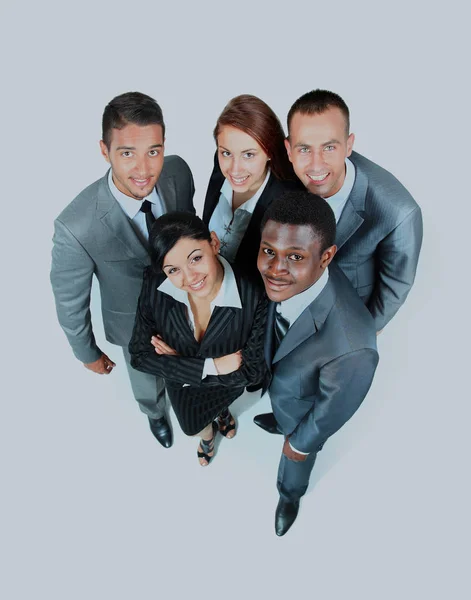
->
[[50, 89, 423, 536]]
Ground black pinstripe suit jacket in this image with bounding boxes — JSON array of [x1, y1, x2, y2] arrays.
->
[[128, 263, 268, 434]]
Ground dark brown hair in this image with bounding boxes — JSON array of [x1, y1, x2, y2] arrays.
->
[[102, 92, 165, 149], [214, 94, 295, 181], [287, 89, 350, 136]]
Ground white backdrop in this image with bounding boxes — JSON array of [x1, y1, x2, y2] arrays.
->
[[1, 1, 468, 599]]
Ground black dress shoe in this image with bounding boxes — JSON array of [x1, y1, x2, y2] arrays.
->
[[275, 498, 300, 537], [253, 412, 282, 434], [148, 416, 173, 448]]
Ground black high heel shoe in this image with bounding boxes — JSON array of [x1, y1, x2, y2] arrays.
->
[[197, 421, 218, 466], [217, 408, 236, 439]]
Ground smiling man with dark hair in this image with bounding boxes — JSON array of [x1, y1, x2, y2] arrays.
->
[[50, 92, 195, 448], [255, 191, 379, 536]]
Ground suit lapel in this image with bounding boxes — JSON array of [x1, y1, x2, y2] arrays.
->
[[158, 172, 177, 213], [200, 306, 236, 349], [335, 157, 368, 250], [167, 302, 199, 348], [97, 174, 149, 264], [265, 301, 276, 367], [272, 278, 336, 364]]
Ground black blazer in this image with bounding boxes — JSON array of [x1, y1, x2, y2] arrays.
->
[[202, 153, 302, 274], [128, 263, 268, 434]]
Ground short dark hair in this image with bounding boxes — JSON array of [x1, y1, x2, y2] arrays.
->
[[287, 89, 350, 136], [214, 94, 295, 181], [102, 92, 165, 149], [149, 212, 212, 273], [261, 191, 336, 254]]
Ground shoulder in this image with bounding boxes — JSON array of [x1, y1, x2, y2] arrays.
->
[[263, 172, 304, 198], [230, 263, 266, 303], [162, 154, 193, 179], [350, 151, 420, 216], [54, 173, 108, 228], [327, 264, 378, 351]]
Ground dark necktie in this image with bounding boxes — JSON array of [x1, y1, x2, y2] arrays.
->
[[274, 305, 290, 349], [140, 199, 155, 235]]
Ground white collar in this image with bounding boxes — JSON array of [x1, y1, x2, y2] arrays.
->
[[108, 169, 159, 220], [326, 157, 355, 207], [157, 254, 242, 310], [220, 168, 271, 214], [278, 267, 329, 327]]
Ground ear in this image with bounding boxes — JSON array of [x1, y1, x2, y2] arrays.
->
[[320, 245, 337, 268], [284, 138, 293, 163], [99, 140, 110, 163], [209, 231, 221, 255], [346, 133, 355, 157]]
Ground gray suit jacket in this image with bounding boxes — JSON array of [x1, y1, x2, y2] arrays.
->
[[50, 155, 195, 364], [335, 151, 423, 331], [266, 263, 379, 454]]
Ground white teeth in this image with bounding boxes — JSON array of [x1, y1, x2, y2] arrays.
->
[[231, 176, 249, 184], [308, 173, 328, 182], [190, 278, 205, 290]]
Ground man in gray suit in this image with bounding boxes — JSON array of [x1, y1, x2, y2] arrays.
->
[[50, 92, 195, 447], [256, 192, 379, 536], [284, 89, 423, 333]]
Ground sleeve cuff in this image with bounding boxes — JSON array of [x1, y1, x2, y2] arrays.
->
[[202, 358, 218, 378], [289, 442, 309, 455]]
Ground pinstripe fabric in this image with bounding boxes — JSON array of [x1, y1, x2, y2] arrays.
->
[[129, 264, 268, 435]]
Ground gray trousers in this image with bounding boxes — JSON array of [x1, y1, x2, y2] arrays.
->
[[277, 450, 318, 502], [122, 347, 166, 420]]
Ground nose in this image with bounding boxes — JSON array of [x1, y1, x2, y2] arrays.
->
[[135, 154, 151, 177], [182, 265, 199, 286], [267, 255, 289, 277], [228, 156, 242, 175], [308, 149, 325, 172]]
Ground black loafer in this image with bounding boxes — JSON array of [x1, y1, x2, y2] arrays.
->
[[275, 498, 300, 537], [253, 413, 282, 435], [148, 416, 173, 448]]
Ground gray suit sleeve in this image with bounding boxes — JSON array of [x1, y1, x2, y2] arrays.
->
[[50, 219, 102, 364], [288, 349, 379, 454], [370, 206, 423, 331]]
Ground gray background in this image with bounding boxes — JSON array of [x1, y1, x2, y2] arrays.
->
[[1, 1, 468, 599]]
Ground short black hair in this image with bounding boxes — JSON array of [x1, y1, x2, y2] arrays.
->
[[261, 191, 336, 254], [149, 212, 212, 273], [102, 91, 165, 148], [287, 89, 350, 136]]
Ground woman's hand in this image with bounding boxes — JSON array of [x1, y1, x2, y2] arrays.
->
[[214, 351, 242, 375], [151, 335, 179, 356]]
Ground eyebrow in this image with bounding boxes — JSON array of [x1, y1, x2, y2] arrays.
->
[[163, 248, 202, 270], [115, 143, 163, 151], [261, 240, 307, 251], [218, 145, 258, 153], [293, 139, 341, 148]]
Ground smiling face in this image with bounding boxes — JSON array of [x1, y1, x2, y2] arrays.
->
[[99, 122, 165, 200], [257, 220, 336, 302], [285, 108, 354, 198], [217, 126, 269, 195], [162, 233, 223, 301]]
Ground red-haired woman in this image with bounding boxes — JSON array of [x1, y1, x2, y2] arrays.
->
[[202, 95, 300, 275]]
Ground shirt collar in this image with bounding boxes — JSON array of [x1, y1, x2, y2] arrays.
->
[[327, 157, 355, 209], [278, 267, 329, 327], [108, 169, 158, 220], [157, 254, 242, 310], [220, 167, 271, 214]]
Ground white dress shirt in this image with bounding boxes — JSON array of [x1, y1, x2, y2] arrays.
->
[[277, 268, 330, 454], [108, 170, 166, 243], [209, 169, 271, 261], [157, 255, 242, 379], [325, 158, 355, 223]]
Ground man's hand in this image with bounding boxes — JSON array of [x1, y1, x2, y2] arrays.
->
[[151, 335, 179, 356], [84, 353, 116, 375], [214, 351, 242, 375], [282, 437, 308, 462]]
